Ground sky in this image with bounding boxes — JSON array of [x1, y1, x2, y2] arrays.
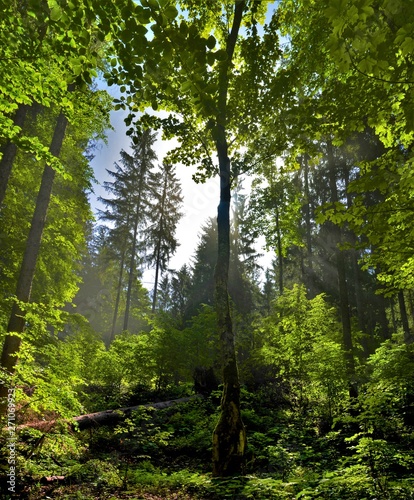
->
[[90, 106, 231, 289]]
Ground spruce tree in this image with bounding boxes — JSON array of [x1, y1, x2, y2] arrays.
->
[[99, 130, 157, 335], [145, 163, 183, 313]]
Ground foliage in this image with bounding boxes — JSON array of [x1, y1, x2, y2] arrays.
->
[[252, 285, 348, 418], [2, 0, 414, 495]]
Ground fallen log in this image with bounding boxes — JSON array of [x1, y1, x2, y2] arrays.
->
[[17, 394, 203, 433]]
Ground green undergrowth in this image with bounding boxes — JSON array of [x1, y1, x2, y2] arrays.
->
[[16, 464, 414, 500], [3, 336, 414, 500], [4, 386, 413, 500]]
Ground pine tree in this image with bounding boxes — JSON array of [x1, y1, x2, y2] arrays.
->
[[145, 163, 183, 313], [188, 216, 260, 321], [99, 130, 157, 335]]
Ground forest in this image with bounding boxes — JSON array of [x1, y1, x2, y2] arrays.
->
[[0, 0, 414, 498]]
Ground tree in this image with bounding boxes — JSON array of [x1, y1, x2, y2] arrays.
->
[[146, 163, 183, 312], [168, 265, 193, 327], [110, 1, 281, 473], [247, 167, 303, 295], [99, 131, 157, 334], [0, 104, 70, 414], [98, 165, 135, 341], [0, 104, 29, 207], [254, 284, 347, 421], [278, 0, 414, 308], [122, 131, 157, 331], [0, 86, 112, 414], [0, 0, 135, 199], [0, 0, 151, 414]]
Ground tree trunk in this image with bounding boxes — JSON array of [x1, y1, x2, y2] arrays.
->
[[152, 226, 163, 313], [110, 251, 126, 341], [336, 245, 358, 397], [152, 171, 168, 313], [212, 139, 246, 476], [109, 214, 130, 343], [211, 1, 246, 477], [302, 154, 315, 295], [123, 205, 140, 331], [0, 109, 69, 415], [327, 141, 357, 398], [0, 104, 28, 207], [275, 205, 284, 295], [390, 297, 397, 332], [377, 293, 390, 341], [17, 395, 202, 432], [343, 169, 366, 340], [123, 169, 145, 332], [398, 291, 413, 344]]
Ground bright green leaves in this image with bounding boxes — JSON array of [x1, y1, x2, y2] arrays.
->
[[400, 36, 414, 57], [112, 0, 281, 172], [48, 0, 63, 22], [255, 284, 346, 411], [324, 0, 414, 90]]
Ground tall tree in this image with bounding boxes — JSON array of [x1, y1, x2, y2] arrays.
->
[[0, 104, 29, 208], [121, 131, 157, 331], [0, 106, 69, 414], [248, 167, 303, 296], [0, 85, 112, 414], [99, 131, 157, 333], [99, 163, 135, 341], [146, 163, 183, 312], [109, 0, 282, 475]]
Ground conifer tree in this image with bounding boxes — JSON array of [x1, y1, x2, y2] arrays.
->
[[99, 130, 157, 335], [145, 163, 183, 312]]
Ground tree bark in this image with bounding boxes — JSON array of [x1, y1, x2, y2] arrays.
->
[[275, 205, 284, 295], [398, 291, 414, 344], [124, 208, 139, 331], [109, 213, 131, 343], [151, 228, 163, 313], [151, 171, 168, 313], [123, 171, 144, 331], [211, 0, 246, 477], [302, 154, 315, 295], [0, 109, 69, 415], [327, 141, 357, 399], [0, 104, 29, 208]]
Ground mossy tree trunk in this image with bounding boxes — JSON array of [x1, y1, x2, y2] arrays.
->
[[211, 0, 247, 476]]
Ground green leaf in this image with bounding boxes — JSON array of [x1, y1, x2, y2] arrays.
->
[[164, 5, 178, 20], [49, 0, 63, 21], [136, 7, 152, 24], [180, 81, 193, 92], [206, 35, 216, 50], [214, 49, 227, 61]]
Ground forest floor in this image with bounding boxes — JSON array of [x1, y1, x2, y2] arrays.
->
[[21, 485, 199, 499], [3, 386, 414, 500]]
